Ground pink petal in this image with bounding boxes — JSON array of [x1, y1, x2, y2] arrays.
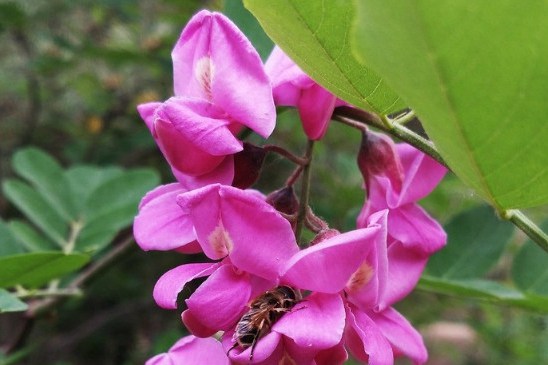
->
[[161, 97, 243, 156], [223, 329, 283, 364], [265, 46, 312, 106], [172, 11, 275, 138], [172, 154, 234, 190], [137, 101, 161, 133], [154, 115, 224, 177], [345, 305, 393, 365], [368, 307, 428, 365], [314, 342, 348, 365], [153, 262, 219, 309], [298, 84, 336, 140], [396, 144, 447, 205], [133, 183, 195, 251], [146, 335, 229, 365], [219, 186, 299, 280], [282, 213, 385, 293], [185, 264, 253, 331], [377, 240, 428, 310], [274, 293, 345, 351], [387, 204, 446, 253], [181, 309, 218, 338], [345, 210, 389, 310], [177, 184, 299, 280]]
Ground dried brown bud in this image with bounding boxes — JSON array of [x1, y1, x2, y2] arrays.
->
[[232, 143, 266, 189], [266, 186, 299, 216], [357, 130, 403, 191]]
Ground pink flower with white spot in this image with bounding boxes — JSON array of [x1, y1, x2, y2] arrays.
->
[[356, 130, 447, 309], [265, 46, 346, 140], [138, 11, 275, 189]]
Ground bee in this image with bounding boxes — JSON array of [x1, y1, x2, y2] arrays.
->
[[227, 286, 302, 360]]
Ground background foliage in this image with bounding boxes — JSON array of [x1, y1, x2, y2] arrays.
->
[[0, 1, 546, 364]]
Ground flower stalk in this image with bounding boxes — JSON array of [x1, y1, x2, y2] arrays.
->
[[295, 140, 314, 244]]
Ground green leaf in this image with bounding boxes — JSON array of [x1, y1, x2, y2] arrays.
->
[[426, 205, 514, 279], [512, 221, 548, 296], [84, 168, 159, 220], [244, 0, 404, 114], [2, 180, 67, 247], [13, 148, 77, 221], [8, 220, 59, 252], [0, 289, 28, 313], [0, 219, 24, 256], [224, 0, 273, 61], [75, 168, 159, 252], [352, 1, 548, 209], [419, 275, 548, 313], [0, 252, 89, 288], [65, 165, 123, 212]]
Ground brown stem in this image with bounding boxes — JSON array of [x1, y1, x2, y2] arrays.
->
[[263, 144, 309, 165], [295, 140, 315, 243]]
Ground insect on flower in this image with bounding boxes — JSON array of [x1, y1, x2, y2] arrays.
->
[[228, 286, 302, 360]]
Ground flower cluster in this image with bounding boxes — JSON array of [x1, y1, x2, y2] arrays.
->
[[134, 10, 447, 365]]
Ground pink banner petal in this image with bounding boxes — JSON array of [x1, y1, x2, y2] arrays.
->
[[153, 262, 219, 309]]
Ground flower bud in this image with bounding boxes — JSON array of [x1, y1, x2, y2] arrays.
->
[[357, 130, 403, 192], [232, 143, 266, 189], [266, 186, 299, 216]]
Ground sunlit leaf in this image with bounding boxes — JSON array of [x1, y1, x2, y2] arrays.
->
[[244, 0, 404, 114], [352, 0, 548, 209]]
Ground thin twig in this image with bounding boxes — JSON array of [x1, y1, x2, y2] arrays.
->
[[295, 140, 314, 243], [263, 144, 309, 165]]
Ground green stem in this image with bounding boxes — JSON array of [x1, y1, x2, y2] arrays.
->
[[502, 210, 548, 253], [295, 140, 314, 243], [332, 106, 548, 253]]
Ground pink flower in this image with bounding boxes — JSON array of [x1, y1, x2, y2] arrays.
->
[[265, 46, 346, 140], [138, 10, 275, 189], [133, 182, 200, 252], [146, 335, 229, 365], [151, 184, 299, 337], [281, 211, 427, 365], [356, 131, 447, 309]]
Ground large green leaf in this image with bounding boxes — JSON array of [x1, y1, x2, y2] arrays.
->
[[352, 1, 548, 209], [512, 221, 548, 296], [0, 252, 89, 288], [0, 289, 27, 313], [244, 0, 404, 114], [13, 148, 77, 221], [75, 168, 159, 252], [2, 180, 67, 247], [83, 168, 159, 220], [64, 165, 123, 213], [426, 205, 514, 279]]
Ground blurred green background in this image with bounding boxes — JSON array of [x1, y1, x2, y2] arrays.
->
[[0, 0, 546, 364]]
